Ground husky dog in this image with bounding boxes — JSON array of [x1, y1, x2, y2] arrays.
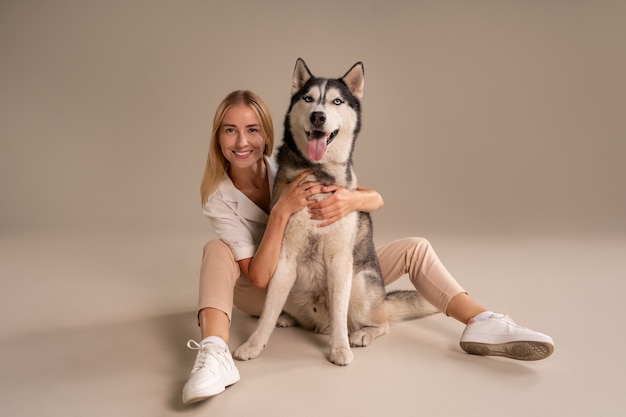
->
[[233, 58, 436, 366]]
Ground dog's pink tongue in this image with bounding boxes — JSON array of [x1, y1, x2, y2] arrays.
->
[[307, 137, 327, 161]]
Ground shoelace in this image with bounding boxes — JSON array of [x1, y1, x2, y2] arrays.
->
[[187, 340, 210, 372], [187, 339, 231, 373], [187, 339, 203, 350]]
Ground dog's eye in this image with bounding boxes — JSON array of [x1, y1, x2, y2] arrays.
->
[[304, 96, 313, 103], [333, 98, 344, 105]]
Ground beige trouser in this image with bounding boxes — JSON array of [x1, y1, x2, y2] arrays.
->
[[198, 237, 466, 322]]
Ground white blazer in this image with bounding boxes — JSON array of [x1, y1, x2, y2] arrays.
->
[[202, 156, 278, 261]]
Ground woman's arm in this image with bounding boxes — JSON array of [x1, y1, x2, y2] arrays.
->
[[239, 170, 322, 289], [307, 185, 384, 227], [240, 177, 383, 288]]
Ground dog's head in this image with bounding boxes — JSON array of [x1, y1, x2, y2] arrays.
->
[[286, 58, 364, 164]]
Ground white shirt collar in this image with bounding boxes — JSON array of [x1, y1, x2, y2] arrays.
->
[[217, 155, 277, 221]]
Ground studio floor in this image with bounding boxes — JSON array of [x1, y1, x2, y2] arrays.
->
[[1, 230, 625, 417]]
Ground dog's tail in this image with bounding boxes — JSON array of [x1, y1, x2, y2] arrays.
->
[[384, 290, 439, 321]]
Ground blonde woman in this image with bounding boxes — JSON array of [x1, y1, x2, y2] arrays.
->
[[182, 90, 554, 404]]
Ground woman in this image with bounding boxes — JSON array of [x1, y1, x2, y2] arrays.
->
[[182, 90, 554, 404]]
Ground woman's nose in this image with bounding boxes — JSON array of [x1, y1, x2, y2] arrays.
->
[[235, 132, 248, 146]]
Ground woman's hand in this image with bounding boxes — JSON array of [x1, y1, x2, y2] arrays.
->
[[243, 170, 322, 289], [273, 170, 323, 216], [308, 185, 383, 227]]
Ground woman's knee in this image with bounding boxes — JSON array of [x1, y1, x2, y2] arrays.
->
[[407, 236, 430, 247], [203, 239, 232, 258], [402, 237, 432, 257], [200, 239, 240, 283]]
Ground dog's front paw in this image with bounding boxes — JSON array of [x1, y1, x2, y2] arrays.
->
[[233, 341, 265, 361], [328, 346, 353, 366]]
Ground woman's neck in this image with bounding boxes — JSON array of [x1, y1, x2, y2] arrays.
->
[[229, 158, 271, 213], [229, 158, 267, 189]]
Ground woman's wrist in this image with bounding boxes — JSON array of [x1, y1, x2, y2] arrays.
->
[[269, 202, 292, 227], [356, 187, 383, 213]]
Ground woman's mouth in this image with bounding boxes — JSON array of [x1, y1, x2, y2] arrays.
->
[[233, 150, 253, 157]]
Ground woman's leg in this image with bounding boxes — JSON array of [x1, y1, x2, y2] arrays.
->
[[184, 239, 242, 404], [446, 293, 487, 324], [376, 237, 485, 322], [198, 239, 270, 335], [197, 239, 241, 342], [233, 275, 268, 318], [376, 237, 554, 360], [199, 309, 231, 341]]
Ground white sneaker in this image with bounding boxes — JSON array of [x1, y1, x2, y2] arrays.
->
[[182, 339, 240, 404], [460, 313, 554, 361]]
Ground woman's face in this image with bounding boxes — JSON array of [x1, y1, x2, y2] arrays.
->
[[219, 104, 266, 170]]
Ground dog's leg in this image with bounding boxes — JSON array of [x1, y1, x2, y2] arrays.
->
[[326, 255, 354, 366], [233, 255, 297, 361]]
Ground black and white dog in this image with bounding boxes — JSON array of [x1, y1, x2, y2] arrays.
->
[[234, 58, 436, 365]]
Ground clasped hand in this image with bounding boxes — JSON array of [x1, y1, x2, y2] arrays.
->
[[276, 170, 360, 227]]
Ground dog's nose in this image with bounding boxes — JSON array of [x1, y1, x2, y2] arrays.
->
[[310, 111, 326, 127]]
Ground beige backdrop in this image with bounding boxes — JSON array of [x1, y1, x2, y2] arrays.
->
[[1, 0, 625, 238], [2, 4, 626, 415]]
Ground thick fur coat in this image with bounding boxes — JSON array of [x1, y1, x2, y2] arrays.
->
[[233, 59, 436, 365]]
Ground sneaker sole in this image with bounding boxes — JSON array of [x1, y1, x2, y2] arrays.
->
[[460, 340, 554, 361], [183, 385, 225, 404], [182, 371, 241, 404]]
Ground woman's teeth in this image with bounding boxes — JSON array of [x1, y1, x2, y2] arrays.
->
[[234, 150, 253, 156]]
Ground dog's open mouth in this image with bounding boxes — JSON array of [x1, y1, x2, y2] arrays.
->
[[305, 129, 338, 161]]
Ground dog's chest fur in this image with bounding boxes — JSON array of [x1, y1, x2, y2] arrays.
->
[[267, 58, 371, 333], [274, 149, 361, 332]]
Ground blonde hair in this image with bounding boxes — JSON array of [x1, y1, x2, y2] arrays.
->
[[200, 90, 275, 205]]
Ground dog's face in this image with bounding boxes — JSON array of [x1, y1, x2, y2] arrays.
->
[[287, 59, 364, 164]]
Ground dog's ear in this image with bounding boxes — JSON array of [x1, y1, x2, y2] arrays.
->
[[341, 62, 365, 100], [292, 58, 313, 94]]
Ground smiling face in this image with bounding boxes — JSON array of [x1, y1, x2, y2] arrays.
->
[[219, 103, 266, 171]]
